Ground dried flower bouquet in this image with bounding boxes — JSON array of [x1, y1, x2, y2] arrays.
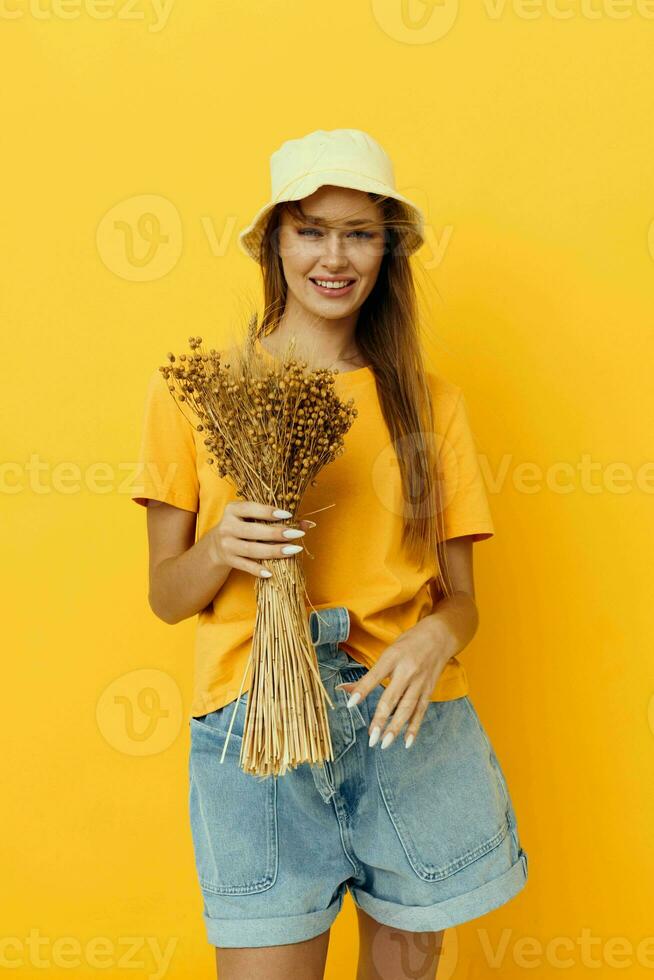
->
[[160, 316, 358, 777]]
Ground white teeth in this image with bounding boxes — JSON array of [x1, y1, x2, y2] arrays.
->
[[312, 279, 353, 289]]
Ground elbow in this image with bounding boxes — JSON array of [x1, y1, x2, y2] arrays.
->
[[148, 592, 180, 626]]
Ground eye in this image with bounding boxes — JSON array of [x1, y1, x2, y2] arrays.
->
[[297, 226, 375, 239]]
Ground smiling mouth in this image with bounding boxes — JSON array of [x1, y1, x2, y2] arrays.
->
[[309, 277, 356, 293]]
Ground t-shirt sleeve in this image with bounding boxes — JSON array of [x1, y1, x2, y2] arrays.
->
[[131, 368, 200, 512], [436, 388, 495, 542]]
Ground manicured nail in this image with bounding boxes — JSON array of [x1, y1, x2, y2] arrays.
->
[[273, 509, 292, 518], [346, 691, 361, 708], [381, 731, 395, 750], [260, 570, 272, 578], [281, 544, 303, 554], [405, 734, 414, 749], [282, 528, 305, 539], [368, 726, 380, 748]]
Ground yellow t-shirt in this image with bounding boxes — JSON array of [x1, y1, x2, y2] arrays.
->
[[131, 341, 495, 716]]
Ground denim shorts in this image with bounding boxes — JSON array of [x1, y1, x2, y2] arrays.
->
[[188, 605, 529, 948]]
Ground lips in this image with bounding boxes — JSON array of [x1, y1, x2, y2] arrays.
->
[[308, 277, 356, 297]]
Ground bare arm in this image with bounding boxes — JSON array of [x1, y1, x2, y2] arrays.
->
[[144, 499, 314, 625], [145, 501, 224, 624], [423, 536, 481, 662], [334, 535, 486, 746]]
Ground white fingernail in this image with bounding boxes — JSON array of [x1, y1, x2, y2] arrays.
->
[[282, 528, 305, 538], [273, 509, 292, 518], [281, 544, 303, 554], [405, 734, 414, 749], [346, 691, 361, 708], [381, 731, 395, 750], [368, 726, 380, 748], [260, 570, 272, 578]]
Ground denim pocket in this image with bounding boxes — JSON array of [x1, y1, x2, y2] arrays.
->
[[192, 694, 248, 741], [461, 696, 525, 861], [189, 696, 278, 895], [374, 695, 509, 881]]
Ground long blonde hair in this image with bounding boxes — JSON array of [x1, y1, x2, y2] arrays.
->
[[254, 193, 454, 599]]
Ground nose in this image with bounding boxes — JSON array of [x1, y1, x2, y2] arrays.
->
[[319, 231, 350, 271]]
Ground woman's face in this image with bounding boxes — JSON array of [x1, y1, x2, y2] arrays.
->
[[276, 185, 386, 320]]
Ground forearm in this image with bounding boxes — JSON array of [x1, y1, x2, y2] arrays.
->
[[418, 591, 480, 665], [149, 530, 231, 625]]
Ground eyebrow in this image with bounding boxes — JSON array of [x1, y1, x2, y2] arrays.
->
[[301, 214, 377, 227]]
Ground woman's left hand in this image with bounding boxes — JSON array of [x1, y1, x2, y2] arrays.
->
[[335, 617, 453, 750]]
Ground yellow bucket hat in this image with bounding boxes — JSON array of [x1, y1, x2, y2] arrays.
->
[[238, 128, 425, 263]]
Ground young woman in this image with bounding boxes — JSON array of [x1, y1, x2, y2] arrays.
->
[[132, 128, 529, 980]]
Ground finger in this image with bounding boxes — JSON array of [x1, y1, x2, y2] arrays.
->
[[236, 538, 304, 560], [228, 500, 295, 521], [335, 660, 393, 706], [366, 680, 409, 748], [234, 519, 306, 543], [403, 691, 431, 749], [230, 556, 274, 579], [336, 679, 429, 749], [377, 685, 425, 750]]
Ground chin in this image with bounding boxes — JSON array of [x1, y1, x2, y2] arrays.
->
[[309, 302, 358, 319]]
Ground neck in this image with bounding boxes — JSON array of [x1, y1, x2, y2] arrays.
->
[[266, 296, 366, 369]]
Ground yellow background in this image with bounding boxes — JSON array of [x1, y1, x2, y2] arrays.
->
[[3, 0, 653, 976]]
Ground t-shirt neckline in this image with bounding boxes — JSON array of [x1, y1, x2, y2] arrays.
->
[[254, 335, 375, 388]]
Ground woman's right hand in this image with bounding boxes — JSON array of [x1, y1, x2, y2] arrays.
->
[[208, 500, 316, 579]]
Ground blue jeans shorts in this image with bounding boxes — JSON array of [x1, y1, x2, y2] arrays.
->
[[188, 605, 529, 948]]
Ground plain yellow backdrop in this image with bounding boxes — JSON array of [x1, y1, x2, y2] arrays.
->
[[3, 0, 653, 977]]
